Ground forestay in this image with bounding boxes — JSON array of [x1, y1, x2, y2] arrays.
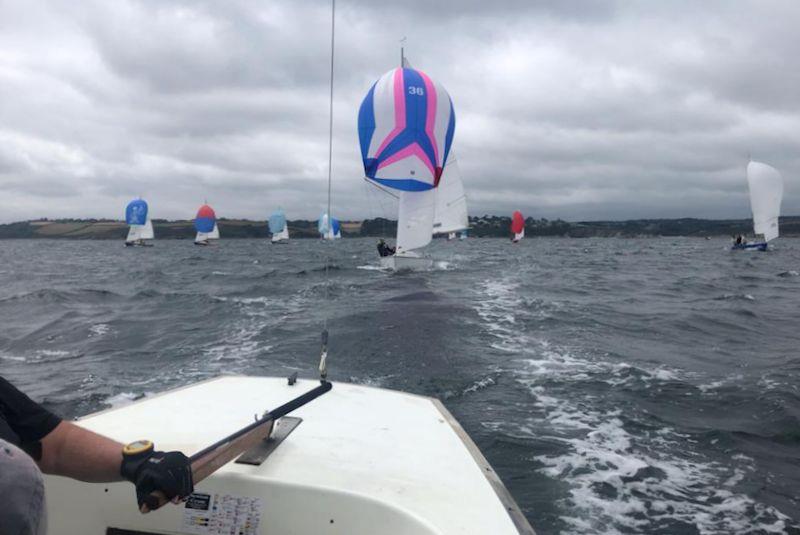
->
[[747, 161, 783, 242]]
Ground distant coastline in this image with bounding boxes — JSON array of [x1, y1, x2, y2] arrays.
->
[[1, 216, 798, 239]]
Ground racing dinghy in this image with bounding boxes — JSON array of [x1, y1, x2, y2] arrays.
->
[[125, 199, 155, 247], [358, 55, 456, 271], [44, 376, 534, 535], [269, 209, 290, 243], [511, 211, 525, 243], [194, 204, 219, 246], [732, 160, 783, 251], [318, 213, 342, 239]]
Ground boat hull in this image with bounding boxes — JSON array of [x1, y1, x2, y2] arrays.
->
[[731, 242, 767, 251], [43, 376, 533, 534], [380, 253, 434, 271]]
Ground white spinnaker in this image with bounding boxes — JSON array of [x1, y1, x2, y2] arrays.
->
[[433, 157, 468, 235], [208, 223, 220, 240], [126, 225, 143, 242], [747, 161, 783, 242], [396, 189, 435, 253], [140, 220, 154, 240]]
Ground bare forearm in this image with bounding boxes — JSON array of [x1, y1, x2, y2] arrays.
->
[[39, 421, 124, 482]]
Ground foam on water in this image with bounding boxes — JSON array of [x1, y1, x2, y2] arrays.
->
[[472, 275, 793, 534], [89, 323, 110, 337]]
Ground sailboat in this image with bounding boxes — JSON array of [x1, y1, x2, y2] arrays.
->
[[269, 209, 290, 243], [732, 160, 783, 251], [433, 156, 469, 240], [359, 56, 456, 270], [124, 198, 154, 247], [317, 213, 342, 239], [511, 211, 525, 243], [194, 204, 219, 246]]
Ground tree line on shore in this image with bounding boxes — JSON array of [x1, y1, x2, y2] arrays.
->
[[1, 216, 798, 239]]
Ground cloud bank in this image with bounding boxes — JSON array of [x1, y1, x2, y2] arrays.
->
[[1, 0, 798, 222]]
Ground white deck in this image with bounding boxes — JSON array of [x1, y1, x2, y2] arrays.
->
[[45, 376, 533, 534]]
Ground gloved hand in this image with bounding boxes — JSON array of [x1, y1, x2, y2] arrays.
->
[[121, 449, 194, 513]]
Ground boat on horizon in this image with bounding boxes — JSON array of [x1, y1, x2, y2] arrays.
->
[[732, 160, 783, 251], [269, 209, 290, 244], [124, 198, 154, 247], [317, 213, 341, 240], [194, 204, 219, 246], [511, 211, 525, 243]]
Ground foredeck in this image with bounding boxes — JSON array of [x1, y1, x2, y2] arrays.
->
[[44, 376, 534, 534]]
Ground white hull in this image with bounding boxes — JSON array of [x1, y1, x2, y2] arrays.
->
[[380, 253, 434, 271], [44, 376, 532, 534]]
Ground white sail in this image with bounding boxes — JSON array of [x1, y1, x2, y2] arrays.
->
[[272, 226, 290, 242], [433, 157, 468, 235], [140, 219, 154, 240], [126, 225, 143, 242], [195, 231, 209, 243], [513, 229, 524, 242], [208, 223, 220, 240], [396, 190, 435, 254], [747, 161, 783, 242]]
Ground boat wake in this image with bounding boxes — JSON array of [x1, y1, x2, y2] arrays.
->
[[472, 277, 794, 534]]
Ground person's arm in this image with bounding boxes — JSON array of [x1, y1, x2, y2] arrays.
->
[[38, 421, 123, 482]]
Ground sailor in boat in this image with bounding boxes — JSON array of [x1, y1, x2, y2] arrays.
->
[[0, 375, 193, 525], [377, 239, 395, 257]]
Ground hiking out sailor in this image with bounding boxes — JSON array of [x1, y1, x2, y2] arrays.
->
[[735, 235, 743, 245], [0, 375, 193, 531], [377, 239, 395, 257]]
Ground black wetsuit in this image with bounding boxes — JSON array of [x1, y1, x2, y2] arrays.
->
[[377, 243, 395, 257], [0, 376, 61, 459]]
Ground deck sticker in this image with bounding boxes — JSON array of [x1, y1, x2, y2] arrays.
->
[[181, 492, 262, 534]]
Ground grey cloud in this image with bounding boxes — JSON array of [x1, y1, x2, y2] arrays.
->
[[0, 0, 799, 224]]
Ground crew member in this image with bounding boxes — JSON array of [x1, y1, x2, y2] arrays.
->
[[0, 375, 193, 530], [377, 239, 395, 257]]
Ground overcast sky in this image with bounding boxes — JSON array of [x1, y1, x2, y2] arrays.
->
[[1, 0, 798, 222]]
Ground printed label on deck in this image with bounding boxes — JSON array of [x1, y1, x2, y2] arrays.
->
[[181, 492, 262, 534]]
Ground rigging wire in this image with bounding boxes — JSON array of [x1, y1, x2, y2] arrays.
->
[[319, 0, 336, 381]]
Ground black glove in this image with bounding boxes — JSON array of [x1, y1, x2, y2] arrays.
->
[[121, 450, 194, 512]]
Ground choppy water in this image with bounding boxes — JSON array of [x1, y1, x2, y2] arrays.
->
[[1, 237, 799, 534]]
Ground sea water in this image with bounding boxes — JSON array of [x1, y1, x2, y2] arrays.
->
[[0, 237, 798, 534]]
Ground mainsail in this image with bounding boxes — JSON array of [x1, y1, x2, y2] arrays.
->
[[358, 64, 455, 254], [432, 156, 468, 235], [140, 219, 155, 240], [747, 161, 783, 242]]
